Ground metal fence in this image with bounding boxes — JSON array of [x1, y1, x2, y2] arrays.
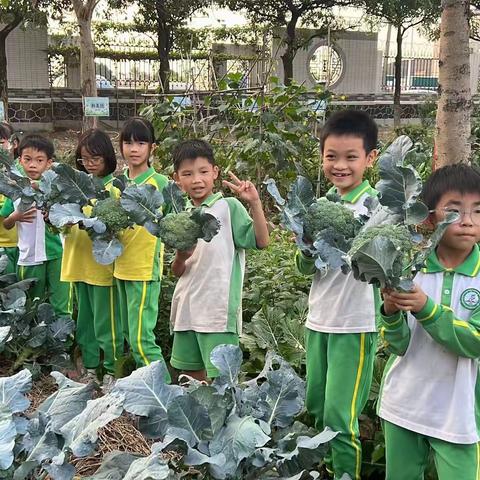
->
[[381, 54, 439, 92]]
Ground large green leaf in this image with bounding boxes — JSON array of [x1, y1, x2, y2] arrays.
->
[[209, 415, 270, 479], [49, 164, 102, 207], [112, 361, 183, 439], [38, 372, 95, 434], [61, 393, 124, 457], [162, 181, 186, 214], [92, 236, 124, 266], [190, 209, 221, 243], [190, 386, 230, 436], [120, 184, 164, 226], [376, 136, 429, 225], [0, 404, 16, 470], [83, 451, 139, 480], [49, 203, 88, 228], [14, 413, 62, 480], [0, 369, 32, 413], [123, 452, 172, 480], [349, 236, 400, 288], [211, 344, 243, 393], [167, 395, 213, 447]]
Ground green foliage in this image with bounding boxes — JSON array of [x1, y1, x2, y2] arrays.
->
[[142, 75, 329, 193]]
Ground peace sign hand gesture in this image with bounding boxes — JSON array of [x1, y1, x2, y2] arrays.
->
[[222, 172, 260, 206]]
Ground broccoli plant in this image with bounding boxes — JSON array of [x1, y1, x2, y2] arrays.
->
[[265, 176, 363, 275], [0, 345, 336, 480], [0, 249, 75, 374], [346, 136, 457, 291], [121, 181, 221, 252]]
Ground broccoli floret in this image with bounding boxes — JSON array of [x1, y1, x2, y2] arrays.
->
[[303, 198, 357, 241], [159, 210, 221, 251], [92, 197, 132, 233], [159, 211, 203, 251], [349, 224, 414, 287]]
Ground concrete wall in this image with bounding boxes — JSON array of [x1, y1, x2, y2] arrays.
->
[[5, 25, 49, 89], [272, 30, 382, 94]]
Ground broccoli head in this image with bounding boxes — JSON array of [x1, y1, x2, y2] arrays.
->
[[348, 224, 415, 288], [303, 198, 357, 241], [92, 197, 132, 233], [159, 209, 221, 251]]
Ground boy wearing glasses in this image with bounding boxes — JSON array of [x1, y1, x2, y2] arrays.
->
[[379, 164, 480, 480], [1, 135, 70, 315]]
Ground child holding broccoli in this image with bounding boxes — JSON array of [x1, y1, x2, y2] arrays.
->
[[0, 134, 71, 315], [61, 129, 123, 387], [170, 139, 269, 381], [296, 110, 379, 480], [114, 117, 170, 371], [379, 164, 480, 480]]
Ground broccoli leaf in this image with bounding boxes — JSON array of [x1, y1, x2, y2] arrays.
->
[[166, 395, 213, 447], [112, 361, 183, 439], [211, 344, 243, 393], [376, 136, 429, 225], [49, 203, 88, 228], [38, 372, 95, 434], [123, 453, 171, 480], [91, 236, 124, 265], [48, 164, 102, 207], [0, 369, 32, 413], [0, 404, 16, 470], [264, 178, 286, 206], [349, 236, 400, 288], [120, 184, 164, 226], [83, 451, 139, 480], [190, 209, 221, 243], [162, 181, 186, 214], [61, 393, 124, 457]]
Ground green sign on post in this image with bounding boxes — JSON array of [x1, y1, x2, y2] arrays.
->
[[84, 97, 110, 117]]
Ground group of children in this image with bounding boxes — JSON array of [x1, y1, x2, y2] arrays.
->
[[0, 109, 479, 479]]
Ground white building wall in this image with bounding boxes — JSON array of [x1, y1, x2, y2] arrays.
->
[[5, 25, 49, 89]]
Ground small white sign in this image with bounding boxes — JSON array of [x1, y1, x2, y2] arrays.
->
[[84, 97, 109, 117]]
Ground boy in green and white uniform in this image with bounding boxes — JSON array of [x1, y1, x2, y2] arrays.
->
[[0, 135, 70, 315], [296, 110, 379, 480], [170, 139, 269, 381], [379, 164, 480, 480]]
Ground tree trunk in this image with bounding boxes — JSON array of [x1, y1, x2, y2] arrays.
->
[[0, 16, 22, 121], [280, 14, 299, 86], [393, 25, 403, 128], [155, 1, 170, 93], [72, 0, 98, 131], [435, 0, 472, 166]]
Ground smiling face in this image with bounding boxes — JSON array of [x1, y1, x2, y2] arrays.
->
[[173, 156, 219, 206], [322, 134, 376, 195], [431, 191, 480, 253]]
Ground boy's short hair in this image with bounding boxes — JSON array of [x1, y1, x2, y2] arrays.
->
[[421, 163, 480, 210], [18, 134, 54, 159], [173, 139, 215, 172], [320, 109, 378, 153], [76, 129, 117, 175]]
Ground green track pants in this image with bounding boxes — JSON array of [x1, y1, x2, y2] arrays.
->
[[75, 282, 123, 374], [18, 258, 72, 315], [3, 246, 18, 275], [384, 420, 480, 480], [116, 279, 169, 378], [305, 328, 377, 480]]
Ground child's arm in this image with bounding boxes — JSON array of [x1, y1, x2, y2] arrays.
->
[[386, 285, 480, 358], [223, 172, 269, 249], [3, 206, 36, 229], [171, 248, 195, 277]]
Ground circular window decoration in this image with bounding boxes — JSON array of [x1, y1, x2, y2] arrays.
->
[[309, 45, 343, 86]]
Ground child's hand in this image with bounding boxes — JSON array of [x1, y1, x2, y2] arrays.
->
[[381, 288, 399, 316], [222, 172, 260, 206], [176, 246, 195, 262], [13, 207, 37, 224], [383, 285, 428, 314]]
